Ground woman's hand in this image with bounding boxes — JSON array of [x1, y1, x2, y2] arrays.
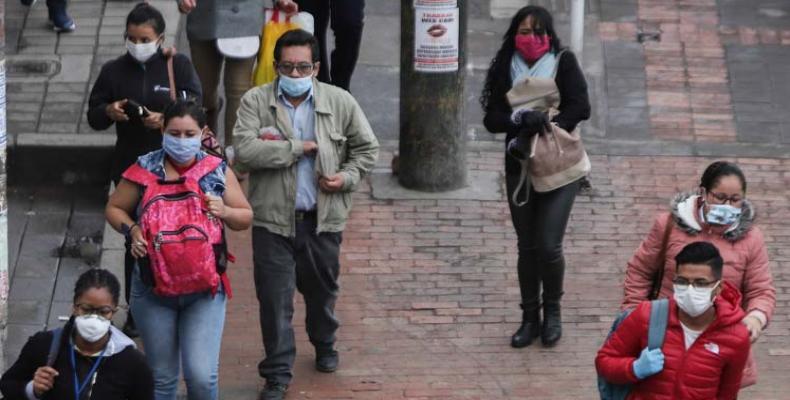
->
[[129, 225, 148, 259], [32, 366, 59, 397], [142, 109, 164, 130], [741, 315, 764, 343], [106, 99, 129, 122], [275, 0, 299, 15], [205, 194, 226, 219]]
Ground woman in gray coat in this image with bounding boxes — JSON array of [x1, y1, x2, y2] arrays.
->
[[178, 0, 265, 146]]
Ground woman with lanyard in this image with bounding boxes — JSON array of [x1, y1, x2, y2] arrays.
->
[[480, 5, 591, 349], [0, 269, 153, 399]]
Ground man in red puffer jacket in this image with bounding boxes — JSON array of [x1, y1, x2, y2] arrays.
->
[[596, 241, 750, 399]]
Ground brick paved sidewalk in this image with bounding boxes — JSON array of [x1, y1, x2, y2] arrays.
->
[[219, 148, 790, 399]]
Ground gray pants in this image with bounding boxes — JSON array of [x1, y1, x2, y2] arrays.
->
[[252, 216, 342, 385]]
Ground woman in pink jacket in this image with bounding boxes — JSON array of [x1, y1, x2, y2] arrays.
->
[[621, 161, 775, 387]]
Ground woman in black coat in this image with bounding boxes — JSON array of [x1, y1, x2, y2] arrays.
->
[[0, 269, 153, 400], [480, 5, 591, 349]]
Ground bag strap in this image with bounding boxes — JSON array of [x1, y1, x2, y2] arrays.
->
[[46, 327, 64, 367], [647, 299, 670, 350], [122, 163, 160, 187], [163, 47, 177, 102], [648, 214, 675, 300], [510, 159, 530, 207], [183, 155, 223, 182]]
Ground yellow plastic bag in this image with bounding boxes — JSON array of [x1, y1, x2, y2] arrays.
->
[[253, 9, 300, 86]]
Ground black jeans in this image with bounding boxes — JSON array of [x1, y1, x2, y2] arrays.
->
[[295, 0, 365, 91], [506, 175, 580, 310], [252, 218, 342, 385]]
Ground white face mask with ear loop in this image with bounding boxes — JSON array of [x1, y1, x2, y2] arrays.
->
[[126, 36, 162, 63], [673, 281, 720, 317]]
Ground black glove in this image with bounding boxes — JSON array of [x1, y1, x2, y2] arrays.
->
[[512, 109, 551, 137]]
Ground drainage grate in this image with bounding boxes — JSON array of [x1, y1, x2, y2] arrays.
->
[[636, 30, 661, 43], [7, 59, 59, 78]]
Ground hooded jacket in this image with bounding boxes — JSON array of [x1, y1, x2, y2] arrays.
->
[[597, 281, 751, 399], [620, 193, 775, 386], [0, 320, 153, 400]]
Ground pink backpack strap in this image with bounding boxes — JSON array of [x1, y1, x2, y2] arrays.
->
[[183, 155, 223, 182], [122, 163, 160, 187]]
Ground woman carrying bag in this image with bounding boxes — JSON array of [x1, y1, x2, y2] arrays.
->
[[621, 161, 776, 387], [480, 5, 591, 349], [0, 269, 153, 400]]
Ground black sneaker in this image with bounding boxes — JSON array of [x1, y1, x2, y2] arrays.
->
[[259, 382, 287, 400], [48, 0, 75, 32], [315, 349, 339, 373]]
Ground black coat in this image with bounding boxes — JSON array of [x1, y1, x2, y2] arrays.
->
[[0, 322, 153, 400], [482, 50, 591, 175], [87, 50, 202, 182]]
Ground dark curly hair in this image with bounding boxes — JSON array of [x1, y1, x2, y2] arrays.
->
[[479, 5, 563, 112], [700, 161, 747, 193], [74, 268, 121, 306]]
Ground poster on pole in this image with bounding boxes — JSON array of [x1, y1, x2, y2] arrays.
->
[[414, 0, 456, 8], [414, 7, 459, 73]]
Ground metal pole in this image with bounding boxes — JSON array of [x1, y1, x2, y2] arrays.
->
[[570, 0, 585, 60], [0, 0, 8, 370], [399, 0, 467, 191]]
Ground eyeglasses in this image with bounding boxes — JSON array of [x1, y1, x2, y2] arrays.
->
[[276, 62, 315, 76], [75, 304, 116, 319], [707, 191, 743, 205], [672, 278, 719, 290]]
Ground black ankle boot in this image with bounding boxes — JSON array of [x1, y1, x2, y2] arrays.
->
[[541, 302, 562, 346], [511, 306, 540, 348]]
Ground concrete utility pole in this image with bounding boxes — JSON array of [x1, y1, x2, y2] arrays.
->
[[569, 0, 585, 61], [399, 0, 467, 191]]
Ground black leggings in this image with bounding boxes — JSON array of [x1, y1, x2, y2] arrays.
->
[[295, 0, 365, 91], [506, 175, 579, 310]]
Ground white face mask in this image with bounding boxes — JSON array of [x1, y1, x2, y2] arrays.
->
[[74, 315, 112, 343], [673, 281, 720, 317], [126, 39, 159, 63]]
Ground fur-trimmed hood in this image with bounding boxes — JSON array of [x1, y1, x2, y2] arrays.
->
[[670, 192, 755, 242]]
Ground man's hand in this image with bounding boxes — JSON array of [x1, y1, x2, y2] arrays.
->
[[32, 366, 59, 397], [106, 99, 129, 122], [742, 315, 764, 343], [319, 173, 345, 193], [178, 0, 196, 13], [632, 347, 664, 380], [142, 110, 164, 130], [303, 140, 318, 155], [275, 0, 299, 15]]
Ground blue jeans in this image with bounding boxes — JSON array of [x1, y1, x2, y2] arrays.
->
[[130, 266, 227, 400]]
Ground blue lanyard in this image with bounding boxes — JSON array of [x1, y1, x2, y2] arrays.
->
[[70, 344, 106, 400]]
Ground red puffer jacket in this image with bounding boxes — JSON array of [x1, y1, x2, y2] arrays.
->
[[597, 281, 751, 400]]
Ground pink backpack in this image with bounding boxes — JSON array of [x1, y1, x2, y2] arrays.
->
[[123, 155, 227, 297]]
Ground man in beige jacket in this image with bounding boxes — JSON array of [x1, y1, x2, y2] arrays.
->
[[232, 30, 378, 400]]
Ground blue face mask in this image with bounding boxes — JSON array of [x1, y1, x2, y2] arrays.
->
[[279, 75, 313, 97], [163, 134, 201, 165], [705, 204, 742, 226]]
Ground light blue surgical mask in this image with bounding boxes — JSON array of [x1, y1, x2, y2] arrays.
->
[[705, 204, 742, 226], [163, 134, 201, 165], [278, 75, 313, 97]]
